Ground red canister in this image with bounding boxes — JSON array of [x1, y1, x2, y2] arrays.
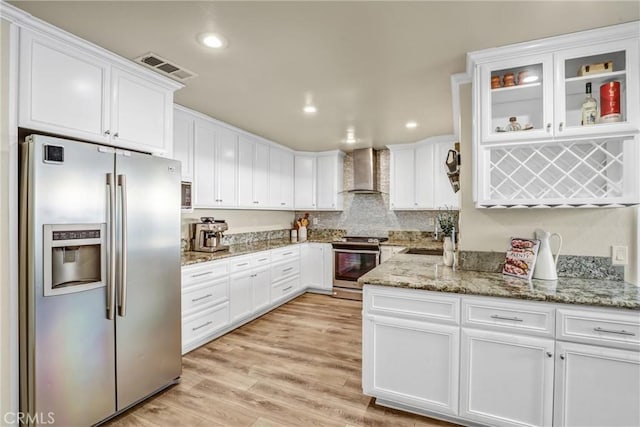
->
[[600, 81, 622, 123]]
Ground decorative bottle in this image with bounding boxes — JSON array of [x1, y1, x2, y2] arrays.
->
[[581, 82, 597, 125]]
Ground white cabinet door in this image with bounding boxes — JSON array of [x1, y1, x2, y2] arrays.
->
[[193, 119, 217, 207], [294, 155, 317, 209], [254, 143, 270, 207], [363, 314, 459, 416], [460, 328, 554, 427], [229, 271, 253, 323], [110, 67, 173, 155], [389, 147, 416, 209], [173, 108, 194, 181], [19, 29, 110, 143], [252, 267, 271, 313], [237, 135, 255, 207], [554, 341, 640, 427], [301, 244, 325, 290], [269, 148, 294, 209], [432, 140, 459, 209], [316, 155, 342, 210], [414, 144, 435, 208], [214, 125, 238, 207]]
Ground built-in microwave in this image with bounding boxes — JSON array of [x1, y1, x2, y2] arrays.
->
[[181, 181, 192, 211]]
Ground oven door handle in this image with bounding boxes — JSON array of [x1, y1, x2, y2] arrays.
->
[[333, 249, 380, 254]]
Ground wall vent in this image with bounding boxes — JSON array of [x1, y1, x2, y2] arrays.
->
[[134, 53, 198, 82]]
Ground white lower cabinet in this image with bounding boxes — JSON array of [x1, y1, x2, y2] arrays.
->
[[300, 243, 332, 292], [363, 286, 639, 427], [363, 314, 459, 416], [554, 341, 640, 427], [229, 270, 254, 323], [252, 267, 271, 313], [459, 329, 555, 427]]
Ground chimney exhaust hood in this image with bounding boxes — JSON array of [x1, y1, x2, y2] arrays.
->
[[349, 148, 380, 193]]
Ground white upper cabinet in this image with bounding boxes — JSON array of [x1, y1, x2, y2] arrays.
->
[[469, 22, 640, 207], [294, 155, 317, 210], [238, 135, 270, 208], [389, 136, 459, 210], [269, 147, 294, 209], [294, 151, 344, 211], [316, 153, 344, 210], [173, 107, 194, 182], [193, 118, 237, 208], [18, 28, 180, 156]]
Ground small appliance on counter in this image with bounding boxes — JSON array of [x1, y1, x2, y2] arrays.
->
[[190, 217, 229, 253]]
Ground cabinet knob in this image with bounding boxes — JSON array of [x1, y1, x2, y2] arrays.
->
[[558, 122, 564, 132], [113, 132, 119, 138], [546, 352, 552, 358], [546, 123, 551, 132], [560, 355, 565, 360], [104, 130, 111, 136]]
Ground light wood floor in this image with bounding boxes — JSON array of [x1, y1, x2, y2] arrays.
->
[[106, 293, 459, 427]]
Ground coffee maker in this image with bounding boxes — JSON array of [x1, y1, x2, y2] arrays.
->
[[190, 217, 229, 253]]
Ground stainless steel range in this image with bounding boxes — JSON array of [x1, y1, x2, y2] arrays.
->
[[332, 236, 388, 300]]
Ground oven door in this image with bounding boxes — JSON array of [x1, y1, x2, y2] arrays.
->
[[333, 248, 380, 289]]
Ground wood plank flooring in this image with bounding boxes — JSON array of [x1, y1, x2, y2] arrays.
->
[[106, 293, 459, 427]]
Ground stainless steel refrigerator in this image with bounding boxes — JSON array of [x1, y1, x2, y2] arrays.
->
[[19, 134, 182, 426]]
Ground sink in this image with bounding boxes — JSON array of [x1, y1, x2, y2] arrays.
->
[[404, 248, 442, 256]]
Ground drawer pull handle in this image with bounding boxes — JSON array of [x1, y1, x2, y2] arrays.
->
[[283, 286, 293, 292], [283, 267, 294, 273], [192, 294, 213, 303], [258, 258, 268, 262], [593, 327, 636, 336], [490, 314, 523, 322], [192, 320, 213, 331], [282, 252, 293, 256], [237, 262, 249, 267], [191, 271, 213, 278]]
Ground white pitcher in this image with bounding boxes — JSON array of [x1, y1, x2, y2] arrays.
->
[[532, 229, 563, 280]]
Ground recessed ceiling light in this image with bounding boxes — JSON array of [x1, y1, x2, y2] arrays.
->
[[405, 121, 418, 129], [199, 33, 228, 49], [303, 105, 317, 114]]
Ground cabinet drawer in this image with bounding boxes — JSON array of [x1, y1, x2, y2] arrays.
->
[[271, 246, 300, 263], [182, 302, 229, 346], [182, 278, 228, 315], [229, 255, 253, 273], [271, 259, 300, 283], [365, 286, 460, 325], [252, 251, 271, 266], [462, 298, 555, 337], [182, 260, 228, 288], [272, 276, 299, 303], [557, 308, 640, 351]]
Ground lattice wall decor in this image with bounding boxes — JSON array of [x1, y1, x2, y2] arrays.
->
[[477, 137, 639, 207]]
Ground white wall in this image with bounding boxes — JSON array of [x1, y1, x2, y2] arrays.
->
[[0, 18, 19, 424], [457, 83, 638, 282], [182, 208, 295, 236]]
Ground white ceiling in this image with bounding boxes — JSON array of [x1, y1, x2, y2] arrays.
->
[[9, 1, 639, 151]]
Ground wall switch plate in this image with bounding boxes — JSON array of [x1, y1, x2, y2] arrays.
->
[[611, 245, 628, 266]]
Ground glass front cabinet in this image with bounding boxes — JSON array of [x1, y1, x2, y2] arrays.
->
[[470, 22, 640, 207]]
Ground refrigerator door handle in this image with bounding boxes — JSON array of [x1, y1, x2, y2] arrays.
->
[[106, 173, 116, 320], [118, 174, 128, 317]]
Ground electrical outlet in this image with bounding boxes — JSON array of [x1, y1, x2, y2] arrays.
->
[[313, 217, 318, 225], [611, 245, 628, 266]]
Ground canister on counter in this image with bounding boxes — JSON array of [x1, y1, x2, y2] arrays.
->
[[600, 81, 622, 123]]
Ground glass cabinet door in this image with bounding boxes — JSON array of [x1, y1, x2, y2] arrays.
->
[[479, 54, 554, 143], [554, 39, 640, 138]]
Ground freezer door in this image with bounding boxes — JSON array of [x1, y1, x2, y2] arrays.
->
[[114, 151, 182, 409], [20, 135, 116, 426]]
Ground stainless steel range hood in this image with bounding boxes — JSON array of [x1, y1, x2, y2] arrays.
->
[[349, 148, 379, 193]]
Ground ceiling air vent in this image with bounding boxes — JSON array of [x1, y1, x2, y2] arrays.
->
[[134, 53, 198, 82]]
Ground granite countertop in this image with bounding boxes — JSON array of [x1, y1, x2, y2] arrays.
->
[[182, 238, 335, 266], [358, 254, 640, 310]]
